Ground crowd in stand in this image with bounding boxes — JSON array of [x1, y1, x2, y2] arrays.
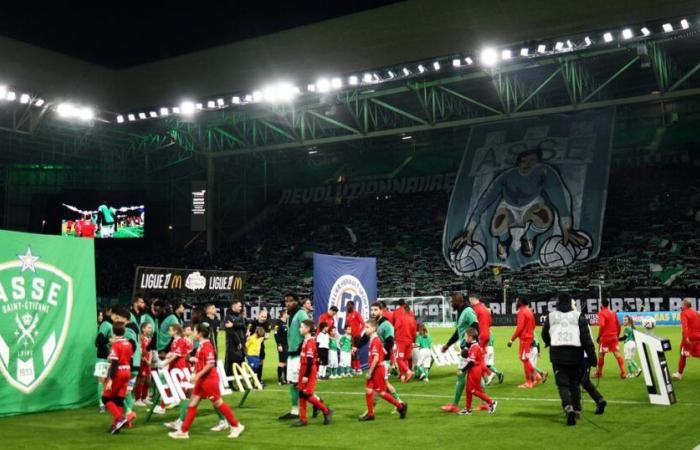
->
[[96, 162, 700, 303]]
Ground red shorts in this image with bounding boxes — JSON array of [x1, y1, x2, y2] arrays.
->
[[298, 374, 318, 396], [366, 366, 387, 392], [599, 337, 619, 353], [467, 368, 483, 391], [193, 375, 221, 402], [104, 370, 131, 398], [138, 361, 151, 378], [681, 341, 700, 357], [519, 339, 533, 360], [395, 341, 412, 361]]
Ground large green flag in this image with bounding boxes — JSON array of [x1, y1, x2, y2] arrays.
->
[[0, 229, 96, 417]]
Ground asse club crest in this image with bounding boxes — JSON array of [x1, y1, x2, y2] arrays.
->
[[0, 248, 73, 394]]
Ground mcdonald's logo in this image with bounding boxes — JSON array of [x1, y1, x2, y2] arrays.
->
[[233, 276, 243, 290], [171, 275, 183, 289], [232, 362, 262, 391]]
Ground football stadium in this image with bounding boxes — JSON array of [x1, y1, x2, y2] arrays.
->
[[1, 1, 700, 449]]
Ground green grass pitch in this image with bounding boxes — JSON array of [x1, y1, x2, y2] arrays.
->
[[3, 326, 699, 449]]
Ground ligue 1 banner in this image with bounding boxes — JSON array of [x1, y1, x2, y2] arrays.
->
[[132, 266, 246, 299], [313, 253, 376, 366], [0, 229, 96, 417], [443, 109, 614, 276]]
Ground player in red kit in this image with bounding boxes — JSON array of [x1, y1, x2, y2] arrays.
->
[[508, 298, 540, 388], [169, 324, 244, 439], [317, 306, 338, 336], [293, 320, 333, 427], [345, 301, 366, 374], [594, 298, 626, 378], [459, 327, 498, 415], [359, 319, 408, 421], [673, 300, 700, 380], [102, 322, 134, 434], [393, 299, 416, 382], [159, 324, 190, 371], [470, 295, 497, 385]]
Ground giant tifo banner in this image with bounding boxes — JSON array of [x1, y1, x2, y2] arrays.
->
[[443, 110, 614, 275], [279, 173, 456, 204], [313, 253, 376, 366], [132, 266, 246, 300], [0, 229, 96, 417]]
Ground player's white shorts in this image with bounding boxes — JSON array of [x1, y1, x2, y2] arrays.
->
[[329, 349, 339, 369], [528, 347, 539, 368], [415, 348, 432, 369], [496, 197, 545, 227], [485, 346, 495, 367], [624, 341, 637, 361], [287, 356, 300, 383], [100, 224, 115, 238], [94, 359, 109, 378], [383, 361, 392, 380], [340, 351, 351, 367]]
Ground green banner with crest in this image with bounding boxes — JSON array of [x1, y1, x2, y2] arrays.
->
[[0, 229, 96, 416]]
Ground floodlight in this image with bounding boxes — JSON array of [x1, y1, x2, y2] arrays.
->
[[307, 83, 316, 92], [363, 73, 373, 83], [128, 113, 136, 121], [402, 67, 410, 76], [217, 98, 225, 106], [0, 86, 6, 98], [501, 49, 512, 60], [308, 150, 318, 155], [681, 19, 689, 30], [641, 27, 651, 36], [6, 91, 16, 101], [387, 70, 395, 79], [56, 102, 75, 117], [20, 93, 30, 104], [116, 115, 125, 123], [138, 112, 146, 119], [159, 107, 169, 116], [252, 91, 263, 102], [603, 32, 613, 42], [79, 107, 94, 121], [180, 101, 195, 116], [537, 44, 546, 53], [172, 107, 180, 114], [149, 111, 158, 118], [34, 98, 45, 107], [622, 28, 633, 40], [520, 48, 529, 56], [232, 96, 241, 104], [349, 75, 359, 85], [555, 42, 564, 51], [433, 61, 441, 70], [480, 48, 499, 67], [584, 36, 592, 46], [417, 64, 426, 73], [662, 23, 673, 32], [207, 100, 215, 108], [195, 103, 203, 110], [316, 78, 331, 93], [244, 95, 252, 102], [331, 77, 342, 89], [465, 57, 474, 65], [452, 59, 461, 67]]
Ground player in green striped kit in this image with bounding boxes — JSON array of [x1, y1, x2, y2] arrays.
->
[[620, 316, 643, 378], [279, 294, 309, 420], [339, 329, 353, 376], [440, 293, 478, 413]]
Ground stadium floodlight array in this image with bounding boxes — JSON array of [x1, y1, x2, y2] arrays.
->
[[99, 16, 697, 124], [56, 102, 94, 122]]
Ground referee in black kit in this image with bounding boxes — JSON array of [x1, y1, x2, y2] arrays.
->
[[542, 293, 598, 426]]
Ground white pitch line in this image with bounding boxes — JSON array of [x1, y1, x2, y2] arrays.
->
[[259, 388, 700, 406]]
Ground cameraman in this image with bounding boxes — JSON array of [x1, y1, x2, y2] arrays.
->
[[542, 293, 597, 426]]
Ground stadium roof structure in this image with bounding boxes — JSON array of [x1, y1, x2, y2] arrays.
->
[[1, 0, 700, 179]]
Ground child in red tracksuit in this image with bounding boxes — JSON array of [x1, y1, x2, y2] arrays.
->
[[459, 327, 498, 416], [102, 322, 134, 434], [293, 320, 333, 427], [135, 322, 153, 404]]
